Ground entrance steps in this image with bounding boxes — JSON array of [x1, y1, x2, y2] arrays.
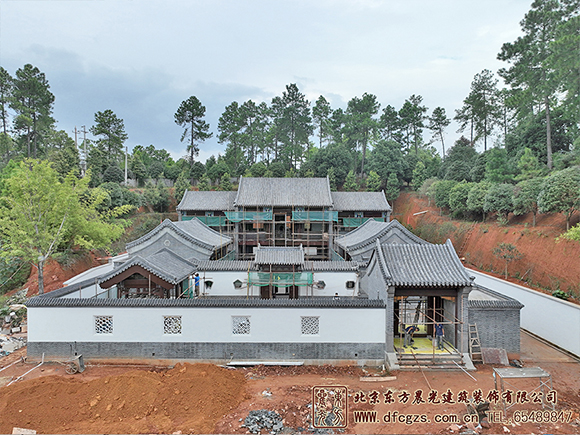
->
[[397, 352, 464, 370]]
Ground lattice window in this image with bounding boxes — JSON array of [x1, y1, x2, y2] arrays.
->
[[232, 316, 250, 335], [301, 316, 320, 335], [95, 316, 113, 334], [163, 316, 182, 335]]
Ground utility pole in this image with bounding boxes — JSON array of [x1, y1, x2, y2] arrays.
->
[[80, 125, 88, 177], [124, 146, 128, 185]]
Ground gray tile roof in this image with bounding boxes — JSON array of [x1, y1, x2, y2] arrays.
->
[[468, 285, 524, 308], [98, 249, 197, 286], [254, 245, 305, 265], [378, 239, 474, 287], [335, 219, 428, 252], [176, 191, 237, 211], [235, 177, 333, 207], [303, 261, 360, 271], [331, 191, 392, 211], [27, 296, 385, 309], [126, 219, 232, 251], [196, 260, 256, 271]]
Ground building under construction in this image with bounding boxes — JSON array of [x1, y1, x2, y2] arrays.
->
[[176, 177, 392, 260]]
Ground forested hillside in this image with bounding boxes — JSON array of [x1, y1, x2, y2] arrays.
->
[[395, 191, 580, 302], [0, 0, 578, 296]]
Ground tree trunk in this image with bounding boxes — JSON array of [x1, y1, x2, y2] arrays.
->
[[545, 96, 552, 170], [532, 211, 536, 227], [38, 258, 45, 295]]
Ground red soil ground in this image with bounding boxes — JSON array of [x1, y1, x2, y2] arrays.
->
[[394, 191, 580, 301], [0, 334, 579, 435], [19, 253, 104, 298]]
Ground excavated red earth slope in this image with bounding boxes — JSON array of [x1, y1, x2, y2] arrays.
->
[[393, 191, 580, 300]]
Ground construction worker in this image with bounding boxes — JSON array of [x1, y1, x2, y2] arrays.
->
[[434, 322, 445, 350], [194, 273, 200, 296], [404, 325, 419, 348]]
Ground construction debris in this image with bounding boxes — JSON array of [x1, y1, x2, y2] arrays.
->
[[0, 335, 26, 356], [241, 410, 285, 434]]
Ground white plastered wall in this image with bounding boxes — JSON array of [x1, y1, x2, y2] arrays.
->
[[28, 306, 385, 344]]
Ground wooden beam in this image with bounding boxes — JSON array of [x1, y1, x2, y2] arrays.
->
[[100, 265, 174, 290]]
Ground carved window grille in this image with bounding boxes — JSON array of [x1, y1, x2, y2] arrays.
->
[[163, 316, 182, 335], [301, 316, 320, 335], [232, 316, 250, 335], [95, 316, 113, 334]]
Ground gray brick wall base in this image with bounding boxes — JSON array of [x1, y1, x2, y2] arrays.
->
[[27, 341, 385, 362], [469, 308, 521, 353]]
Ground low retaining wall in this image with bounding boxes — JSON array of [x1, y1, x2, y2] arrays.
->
[[469, 269, 580, 358]]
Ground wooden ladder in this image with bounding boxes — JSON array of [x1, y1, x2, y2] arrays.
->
[[458, 224, 476, 257], [469, 323, 483, 363]]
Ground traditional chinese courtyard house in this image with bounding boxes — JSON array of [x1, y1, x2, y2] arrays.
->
[[26, 178, 522, 369], [177, 177, 392, 260]]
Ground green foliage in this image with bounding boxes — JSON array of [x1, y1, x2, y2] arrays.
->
[[448, 181, 474, 218], [428, 106, 451, 158], [303, 142, 352, 185], [102, 163, 124, 184], [418, 177, 438, 197], [485, 148, 513, 183], [537, 166, 580, 230], [174, 171, 191, 202], [384, 173, 400, 202], [433, 179, 458, 209], [551, 290, 569, 300], [197, 174, 211, 191], [512, 177, 544, 226], [327, 167, 337, 191], [11, 64, 55, 159], [189, 161, 205, 181], [411, 160, 427, 191], [558, 223, 580, 242], [0, 160, 123, 294], [0, 255, 31, 295], [343, 170, 358, 191], [439, 137, 478, 181], [143, 181, 170, 213], [366, 170, 381, 192], [46, 130, 80, 179], [175, 96, 212, 165], [218, 172, 233, 191], [268, 161, 286, 178], [207, 160, 229, 182], [467, 182, 491, 220], [516, 148, 544, 180], [90, 109, 127, 160], [492, 242, 523, 279], [249, 161, 267, 177], [367, 139, 406, 182], [484, 183, 515, 221]]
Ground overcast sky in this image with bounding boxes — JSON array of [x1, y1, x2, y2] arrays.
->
[[0, 0, 532, 163]]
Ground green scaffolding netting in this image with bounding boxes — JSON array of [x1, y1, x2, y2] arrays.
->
[[292, 211, 338, 222], [219, 251, 236, 261], [341, 217, 385, 227], [330, 249, 345, 261], [183, 216, 228, 226], [248, 272, 313, 287], [224, 211, 273, 222]]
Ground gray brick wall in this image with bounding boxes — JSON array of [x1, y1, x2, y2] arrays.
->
[[469, 308, 520, 352], [28, 341, 385, 361]]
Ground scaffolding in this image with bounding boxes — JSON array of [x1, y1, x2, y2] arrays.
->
[[395, 295, 464, 363], [182, 206, 387, 262]]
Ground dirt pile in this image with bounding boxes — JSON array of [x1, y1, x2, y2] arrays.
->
[[394, 191, 580, 299], [0, 363, 246, 434], [19, 253, 103, 298]]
